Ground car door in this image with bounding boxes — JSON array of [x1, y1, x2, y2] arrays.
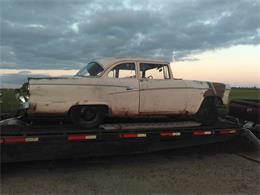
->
[[139, 62, 189, 115], [103, 62, 140, 116]]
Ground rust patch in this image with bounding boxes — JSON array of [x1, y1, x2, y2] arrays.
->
[[112, 110, 130, 117], [111, 109, 141, 117], [30, 103, 37, 111], [139, 110, 191, 116], [112, 108, 192, 117], [74, 102, 80, 106]]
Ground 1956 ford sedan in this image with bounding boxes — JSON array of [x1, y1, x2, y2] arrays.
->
[[20, 58, 231, 128]]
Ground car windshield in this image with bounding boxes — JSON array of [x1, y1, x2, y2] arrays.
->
[[76, 62, 104, 77]]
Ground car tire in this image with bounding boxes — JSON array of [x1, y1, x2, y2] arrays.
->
[[194, 97, 218, 125], [70, 106, 106, 129]]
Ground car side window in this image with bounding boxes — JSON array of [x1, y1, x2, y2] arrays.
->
[[108, 63, 136, 79], [140, 63, 170, 79]]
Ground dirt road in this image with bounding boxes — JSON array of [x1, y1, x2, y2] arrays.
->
[[1, 143, 259, 194]]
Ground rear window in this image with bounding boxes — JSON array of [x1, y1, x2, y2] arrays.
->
[[140, 63, 170, 79]]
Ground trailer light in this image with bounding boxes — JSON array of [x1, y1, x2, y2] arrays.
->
[[3, 137, 39, 143], [4, 137, 25, 143], [25, 137, 39, 142], [68, 135, 97, 141], [119, 133, 147, 138], [0, 139, 4, 144], [160, 132, 181, 137], [193, 131, 212, 135], [219, 129, 237, 134]]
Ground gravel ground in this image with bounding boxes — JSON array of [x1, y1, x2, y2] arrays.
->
[[1, 143, 259, 195]]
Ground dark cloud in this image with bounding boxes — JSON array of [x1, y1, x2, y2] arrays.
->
[[1, 0, 259, 69]]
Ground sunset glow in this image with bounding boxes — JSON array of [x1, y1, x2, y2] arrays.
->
[[1, 45, 259, 87], [0, 69, 78, 77], [173, 45, 260, 87], [0, 45, 259, 87]]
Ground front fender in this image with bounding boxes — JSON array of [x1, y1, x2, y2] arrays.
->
[[27, 100, 109, 115]]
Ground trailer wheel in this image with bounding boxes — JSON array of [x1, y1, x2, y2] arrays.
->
[[69, 106, 106, 129], [194, 97, 218, 125]]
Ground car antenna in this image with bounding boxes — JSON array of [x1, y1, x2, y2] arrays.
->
[[172, 51, 176, 63]]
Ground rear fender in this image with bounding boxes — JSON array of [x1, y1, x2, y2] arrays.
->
[[197, 96, 226, 116], [204, 82, 230, 105]]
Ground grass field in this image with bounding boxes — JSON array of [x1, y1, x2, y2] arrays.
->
[[229, 88, 260, 100], [0, 87, 259, 115], [0, 89, 19, 114]]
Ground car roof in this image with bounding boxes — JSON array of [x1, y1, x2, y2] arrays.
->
[[96, 58, 169, 69]]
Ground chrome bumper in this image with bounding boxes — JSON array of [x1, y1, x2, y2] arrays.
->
[[19, 101, 30, 109], [16, 93, 30, 110]]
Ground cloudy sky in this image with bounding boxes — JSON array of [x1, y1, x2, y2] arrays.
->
[[0, 0, 259, 87]]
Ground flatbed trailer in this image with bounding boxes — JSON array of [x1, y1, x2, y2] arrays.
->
[[0, 117, 258, 163]]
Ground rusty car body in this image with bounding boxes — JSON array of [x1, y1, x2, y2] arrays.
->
[[20, 58, 231, 128]]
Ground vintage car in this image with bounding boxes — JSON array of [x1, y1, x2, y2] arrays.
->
[[20, 58, 231, 128]]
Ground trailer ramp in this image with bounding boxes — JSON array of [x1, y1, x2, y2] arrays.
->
[[234, 126, 260, 163]]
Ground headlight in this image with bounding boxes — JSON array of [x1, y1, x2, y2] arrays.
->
[[19, 96, 26, 103]]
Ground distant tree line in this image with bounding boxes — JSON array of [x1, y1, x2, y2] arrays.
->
[[232, 86, 259, 89]]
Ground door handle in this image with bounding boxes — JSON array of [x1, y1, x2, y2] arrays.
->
[[126, 86, 134, 90]]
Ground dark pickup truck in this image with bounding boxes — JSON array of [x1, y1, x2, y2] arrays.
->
[[229, 99, 260, 123]]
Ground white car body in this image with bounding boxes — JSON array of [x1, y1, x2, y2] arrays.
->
[[25, 58, 230, 119]]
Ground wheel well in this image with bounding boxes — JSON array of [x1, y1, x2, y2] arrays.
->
[[203, 96, 223, 106], [68, 105, 109, 116], [198, 96, 223, 113]]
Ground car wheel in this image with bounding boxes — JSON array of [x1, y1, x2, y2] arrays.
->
[[70, 106, 106, 129], [194, 98, 218, 125]]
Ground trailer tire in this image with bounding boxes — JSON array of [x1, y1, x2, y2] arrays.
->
[[194, 97, 218, 125], [69, 106, 106, 129]]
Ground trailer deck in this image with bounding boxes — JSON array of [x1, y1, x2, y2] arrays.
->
[[1, 117, 259, 194], [2, 116, 253, 163]]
